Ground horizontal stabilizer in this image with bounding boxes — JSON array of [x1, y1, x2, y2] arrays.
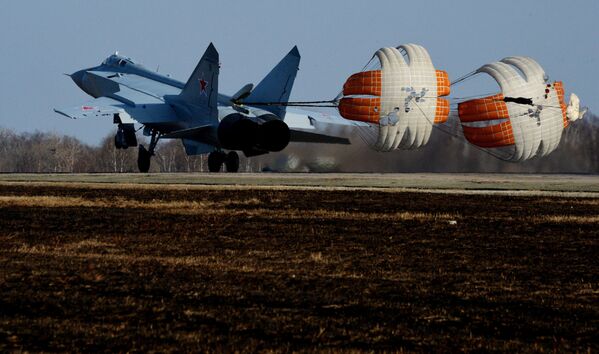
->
[[289, 130, 351, 145]]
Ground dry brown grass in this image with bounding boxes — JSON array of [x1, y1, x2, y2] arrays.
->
[[0, 183, 597, 352], [0, 195, 261, 210], [14, 244, 275, 274], [536, 214, 599, 224], [0, 194, 455, 222], [6, 193, 597, 224]]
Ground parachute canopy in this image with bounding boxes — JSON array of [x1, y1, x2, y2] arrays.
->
[[457, 56, 584, 161], [338, 44, 450, 151]]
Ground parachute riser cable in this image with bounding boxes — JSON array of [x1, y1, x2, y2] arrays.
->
[[449, 95, 566, 110], [238, 100, 339, 108], [333, 53, 380, 103], [449, 70, 478, 87]]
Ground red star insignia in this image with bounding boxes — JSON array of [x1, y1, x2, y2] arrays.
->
[[199, 76, 208, 95]]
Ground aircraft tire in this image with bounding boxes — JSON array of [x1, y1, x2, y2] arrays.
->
[[208, 152, 224, 172], [225, 151, 240, 173], [137, 145, 151, 173]]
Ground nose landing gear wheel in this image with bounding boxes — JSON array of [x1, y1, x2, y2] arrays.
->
[[225, 151, 240, 173]]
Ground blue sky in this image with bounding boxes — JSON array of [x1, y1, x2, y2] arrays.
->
[[0, 0, 597, 144]]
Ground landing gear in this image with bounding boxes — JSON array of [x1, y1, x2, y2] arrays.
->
[[208, 151, 225, 172], [225, 151, 239, 173], [137, 130, 159, 173], [114, 124, 137, 150], [208, 151, 240, 172], [137, 145, 151, 173]]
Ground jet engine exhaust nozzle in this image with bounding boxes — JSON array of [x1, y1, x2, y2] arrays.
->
[[217, 113, 290, 153]]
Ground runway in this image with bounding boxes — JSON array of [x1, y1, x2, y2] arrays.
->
[[0, 173, 598, 197]]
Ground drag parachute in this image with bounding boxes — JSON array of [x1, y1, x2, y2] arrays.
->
[[457, 56, 585, 161], [338, 44, 450, 151]]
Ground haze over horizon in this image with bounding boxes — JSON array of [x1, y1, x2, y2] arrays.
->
[[0, 0, 597, 145]]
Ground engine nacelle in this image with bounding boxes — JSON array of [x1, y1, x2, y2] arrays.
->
[[217, 112, 290, 153]]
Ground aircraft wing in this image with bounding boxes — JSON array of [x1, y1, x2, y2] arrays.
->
[[54, 92, 180, 128], [54, 97, 136, 123]]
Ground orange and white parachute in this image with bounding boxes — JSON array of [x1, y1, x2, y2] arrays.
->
[[338, 44, 450, 151], [456, 57, 585, 161]]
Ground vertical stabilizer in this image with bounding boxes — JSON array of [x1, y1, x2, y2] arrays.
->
[[179, 43, 220, 124], [247, 46, 300, 119]]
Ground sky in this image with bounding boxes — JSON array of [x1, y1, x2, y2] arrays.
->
[[0, 0, 597, 145]]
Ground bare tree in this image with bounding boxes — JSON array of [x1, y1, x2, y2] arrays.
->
[[0, 112, 597, 173], [96, 133, 138, 173]]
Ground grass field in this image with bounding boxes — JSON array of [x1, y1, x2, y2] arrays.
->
[[0, 178, 597, 351]]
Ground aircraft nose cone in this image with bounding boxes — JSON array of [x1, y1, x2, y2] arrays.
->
[[70, 70, 86, 89]]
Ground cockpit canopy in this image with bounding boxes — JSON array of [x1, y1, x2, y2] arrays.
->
[[102, 53, 134, 68]]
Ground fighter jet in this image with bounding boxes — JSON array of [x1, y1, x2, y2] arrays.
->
[[55, 43, 355, 172]]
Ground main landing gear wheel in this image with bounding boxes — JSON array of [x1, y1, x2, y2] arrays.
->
[[225, 151, 239, 173], [208, 151, 225, 172], [137, 130, 160, 173], [208, 151, 240, 173], [137, 145, 151, 173]]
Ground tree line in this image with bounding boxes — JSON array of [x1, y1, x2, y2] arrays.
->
[[0, 129, 224, 173], [0, 111, 597, 173]]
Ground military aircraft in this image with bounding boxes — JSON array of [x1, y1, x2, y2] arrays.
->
[[55, 43, 355, 172]]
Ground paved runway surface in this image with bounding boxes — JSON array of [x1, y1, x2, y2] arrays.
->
[[0, 173, 597, 196]]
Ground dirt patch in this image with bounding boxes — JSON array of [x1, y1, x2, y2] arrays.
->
[[0, 183, 597, 352]]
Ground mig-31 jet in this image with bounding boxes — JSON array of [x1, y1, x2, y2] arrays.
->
[[55, 43, 354, 172]]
